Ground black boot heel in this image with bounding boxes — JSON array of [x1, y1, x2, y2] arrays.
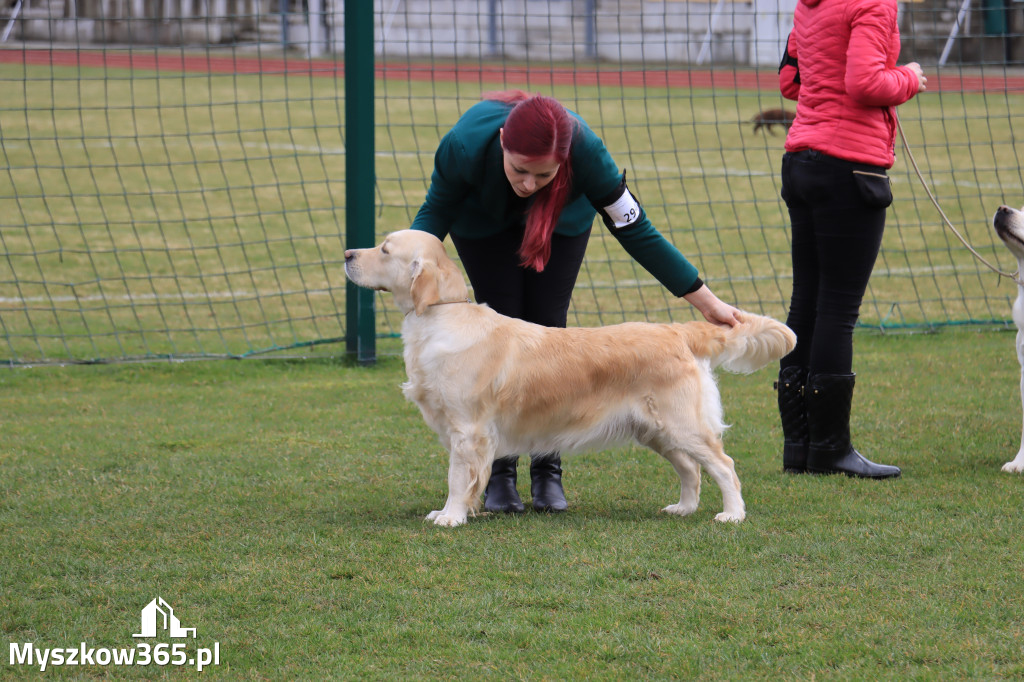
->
[[484, 456, 525, 513], [806, 373, 901, 479], [530, 454, 567, 512]]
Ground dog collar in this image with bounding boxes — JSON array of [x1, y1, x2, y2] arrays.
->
[[406, 299, 471, 316]]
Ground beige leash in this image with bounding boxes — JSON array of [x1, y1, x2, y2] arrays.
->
[[896, 114, 1022, 286]]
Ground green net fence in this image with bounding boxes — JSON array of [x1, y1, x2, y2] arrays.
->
[[2, 0, 1023, 365]]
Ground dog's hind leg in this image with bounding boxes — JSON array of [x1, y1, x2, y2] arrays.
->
[[1004, 329, 1024, 473], [425, 429, 494, 526], [674, 433, 745, 523], [658, 449, 702, 517], [638, 394, 743, 522], [643, 406, 745, 522]]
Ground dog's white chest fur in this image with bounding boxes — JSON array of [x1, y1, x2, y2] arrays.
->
[[1012, 289, 1024, 333], [400, 309, 487, 429]]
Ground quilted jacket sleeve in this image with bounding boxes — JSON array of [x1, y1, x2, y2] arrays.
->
[[845, 1, 919, 107], [410, 129, 470, 241], [779, 32, 801, 101]]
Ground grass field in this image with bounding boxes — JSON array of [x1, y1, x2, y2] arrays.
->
[[4, 54, 1024, 676], [3, 57, 1024, 363], [3, 328, 1024, 678]]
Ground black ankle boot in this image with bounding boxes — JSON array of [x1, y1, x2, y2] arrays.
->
[[776, 366, 809, 473], [484, 456, 524, 513], [530, 454, 567, 512], [806, 373, 900, 479]]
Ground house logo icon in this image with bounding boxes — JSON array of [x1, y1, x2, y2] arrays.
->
[[132, 597, 196, 638]]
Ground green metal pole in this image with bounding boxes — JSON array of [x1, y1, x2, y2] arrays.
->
[[345, 1, 375, 364]]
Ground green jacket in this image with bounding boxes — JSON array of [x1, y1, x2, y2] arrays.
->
[[410, 99, 701, 296]]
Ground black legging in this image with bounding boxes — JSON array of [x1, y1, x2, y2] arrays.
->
[[780, 149, 891, 375], [450, 226, 592, 328]]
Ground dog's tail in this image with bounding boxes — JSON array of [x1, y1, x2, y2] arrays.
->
[[686, 312, 797, 374]]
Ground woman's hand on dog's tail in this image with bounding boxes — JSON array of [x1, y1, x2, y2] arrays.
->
[[684, 285, 742, 327]]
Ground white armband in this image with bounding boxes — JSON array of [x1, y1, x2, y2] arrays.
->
[[602, 189, 641, 230]]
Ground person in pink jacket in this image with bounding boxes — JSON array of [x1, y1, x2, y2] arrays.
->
[[775, 0, 926, 478]]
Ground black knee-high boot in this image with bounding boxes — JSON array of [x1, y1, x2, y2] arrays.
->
[[805, 373, 900, 479], [530, 454, 567, 512], [483, 456, 525, 513], [776, 366, 809, 474]]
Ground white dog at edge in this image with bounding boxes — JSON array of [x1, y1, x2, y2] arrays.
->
[[992, 205, 1024, 473], [344, 230, 796, 526]]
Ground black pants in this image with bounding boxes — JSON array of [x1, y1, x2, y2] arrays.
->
[[780, 150, 892, 374], [450, 226, 591, 328]]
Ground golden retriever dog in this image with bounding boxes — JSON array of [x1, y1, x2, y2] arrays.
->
[[344, 230, 796, 526], [993, 204, 1024, 473]]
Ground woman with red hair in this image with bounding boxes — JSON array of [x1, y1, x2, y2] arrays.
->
[[412, 91, 740, 514]]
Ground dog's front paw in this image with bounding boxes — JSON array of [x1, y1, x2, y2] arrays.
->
[[425, 510, 467, 527], [1001, 457, 1024, 473], [661, 502, 699, 517], [714, 511, 745, 524]]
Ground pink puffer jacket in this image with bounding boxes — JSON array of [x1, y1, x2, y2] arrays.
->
[[779, 0, 920, 168]]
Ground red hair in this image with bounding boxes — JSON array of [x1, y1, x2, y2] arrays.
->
[[484, 90, 575, 271]]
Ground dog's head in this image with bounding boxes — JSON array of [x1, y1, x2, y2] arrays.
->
[[344, 230, 469, 316], [994, 205, 1024, 262]]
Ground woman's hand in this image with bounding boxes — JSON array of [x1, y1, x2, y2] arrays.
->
[[683, 284, 742, 327], [905, 62, 927, 92]]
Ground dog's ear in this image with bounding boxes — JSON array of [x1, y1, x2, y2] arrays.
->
[[409, 257, 441, 316], [435, 257, 470, 303]]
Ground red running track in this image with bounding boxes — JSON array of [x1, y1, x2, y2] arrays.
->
[[1, 47, 1023, 92]]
